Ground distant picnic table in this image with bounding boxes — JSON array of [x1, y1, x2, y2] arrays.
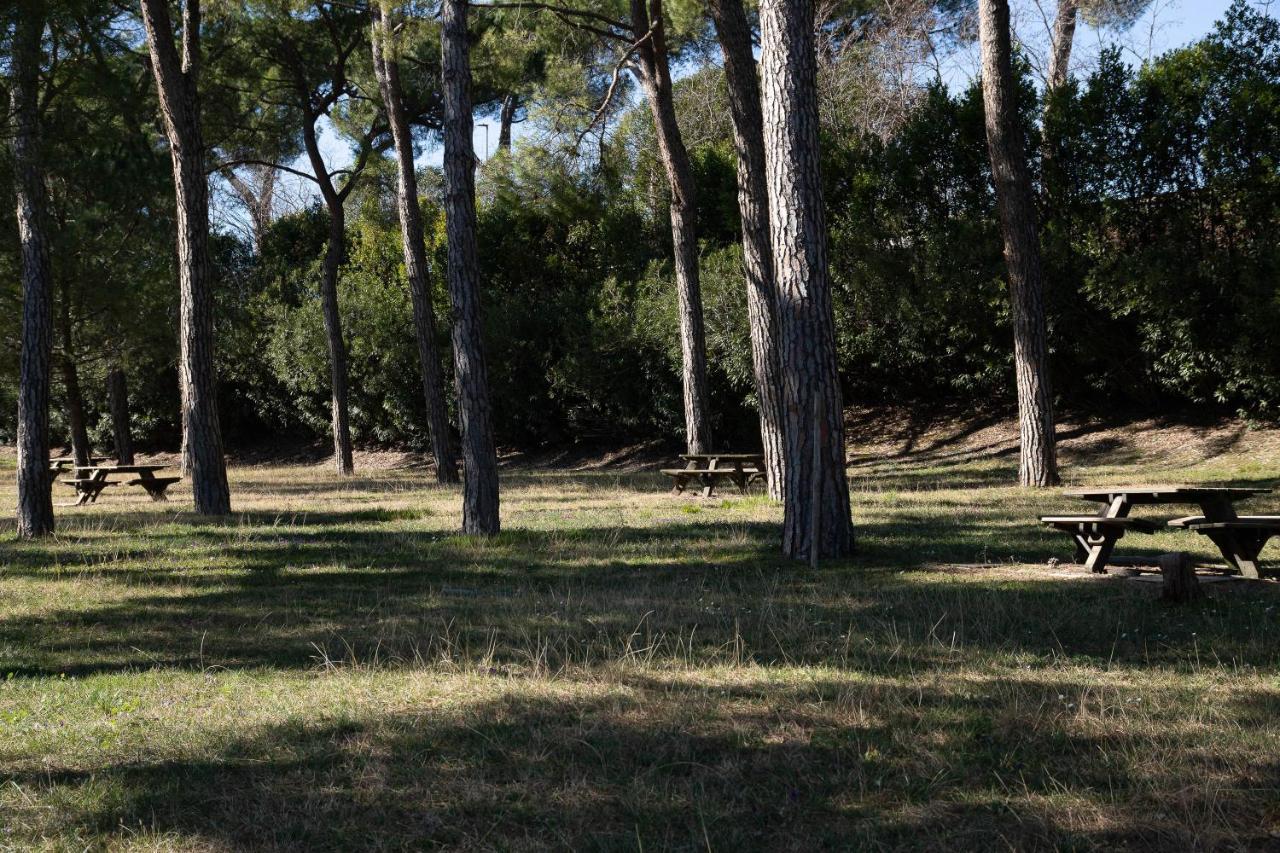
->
[[63, 464, 181, 506], [1041, 484, 1276, 577], [661, 453, 765, 498], [48, 456, 108, 477]]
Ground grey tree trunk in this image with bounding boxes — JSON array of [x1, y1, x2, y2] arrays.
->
[[979, 0, 1059, 488], [57, 279, 92, 467], [222, 165, 276, 252], [299, 112, 356, 476], [709, 0, 787, 502], [759, 0, 854, 560], [630, 0, 712, 456], [108, 366, 135, 465], [498, 93, 518, 151], [139, 0, 232, 514], [977, 0, 1059, 484], [442, 0, 501, 535], [372, 6, 460, 484], [1046, 0, 1079, 92], [11, 2, 55, 538]]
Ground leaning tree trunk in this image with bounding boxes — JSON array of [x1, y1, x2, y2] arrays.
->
[[442, 0, 501, 535], [760, 0, 854, 561], [108, 366, 135, 465], [11, 2, 56, 538], [57, 280, 92, 467], [979, 0, 1059, 488], [1046, 0, 1079, 93], [709, 0, 787, 502], [319, 203, 355, 476], [498, 93, 518, 152], [631, 0, 712, 456], [372, 5, 460, 484], [139, 0, 232, 514]]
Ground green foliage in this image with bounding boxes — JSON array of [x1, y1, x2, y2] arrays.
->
[[4, 1, 1280, 453]]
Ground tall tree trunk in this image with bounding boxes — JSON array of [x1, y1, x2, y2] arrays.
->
[[139, 0, 232, 514], [108, 366, 135, 465], [57, 279, 92, 467], [372, 5, 460, 485], [979, 0, 1059, 487], [498, 93, 518, 151], [631, 0, 712, 455], [319, 203, 355, 476], [1046, 0, 1079, 92], [709, 0, 787, 502], [11, 2, 55, 538], [760, 0, 854, 560], [442, 0, 501, 535]]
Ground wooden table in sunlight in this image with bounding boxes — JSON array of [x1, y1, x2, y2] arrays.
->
[[63, 464, 182, 506], [1042, 485, 1275, 577], [661, 453, 766, 498]]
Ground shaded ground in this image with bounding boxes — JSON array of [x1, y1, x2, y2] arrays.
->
[[2, 416, 1280, 850]]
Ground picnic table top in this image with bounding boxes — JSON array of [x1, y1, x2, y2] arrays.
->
[[79, 464, 169, 474], [679, 453, 764, 461], [51, 455, 108, 464], [1064, 484, 1271, 502]]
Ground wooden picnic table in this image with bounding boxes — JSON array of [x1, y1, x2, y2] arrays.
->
[[662, 453, 766, 498], [1049, 484, 1273, 576], [48, 456, 108, 477], [65, 464, 181, 506]]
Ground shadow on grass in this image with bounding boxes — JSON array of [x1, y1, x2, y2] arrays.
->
[[5, 679, 1278, 850], [2, 505, 1279, 679]]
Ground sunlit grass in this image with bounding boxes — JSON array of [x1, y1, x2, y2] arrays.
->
[[1, 419, 1279, 849]]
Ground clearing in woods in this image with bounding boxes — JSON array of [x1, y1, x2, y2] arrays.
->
[[2, 414, 1279, 849]]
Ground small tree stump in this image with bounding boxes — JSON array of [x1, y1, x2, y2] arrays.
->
[[1160, 552, 1202, 603]]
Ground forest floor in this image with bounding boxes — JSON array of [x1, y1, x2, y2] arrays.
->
[[2, 414, 1280, 850]]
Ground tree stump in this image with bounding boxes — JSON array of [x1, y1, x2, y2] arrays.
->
[[1160, 552, 1202, 603]]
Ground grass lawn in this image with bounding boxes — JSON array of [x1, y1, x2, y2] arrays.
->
[[2, 417, 1279, 850]]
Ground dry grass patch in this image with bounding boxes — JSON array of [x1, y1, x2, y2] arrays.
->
[[2, 419, 1280, 849]]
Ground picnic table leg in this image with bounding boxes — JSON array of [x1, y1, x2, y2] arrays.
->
[[88, 470, 110, 504], [1197, 498, 1255, 577], [137, 469, 169, 502], [1083, 528, 1120, 574], [732, 461, 749, 494], [1203, 529, 1267, 579], [701, 458, 718, 499], [1075, 496, 1130, 572]]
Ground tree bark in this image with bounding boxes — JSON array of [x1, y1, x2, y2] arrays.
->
[[498, 93, 518, 151], [139, 0, 232, 514], [978, 0, 1059, 487], [295, 94, 356, 476], [442, 0, 501, 535], [1046, 0, 1079, 93], [57, 279, 92, 467], [11, 2, 56, 538], [630, 0, 712, 456], [760, 0, 854, 560], [709, 0, 787, 502], [108, 366, 135, 465], [372, 5, 460, 485], [318, 199, 355, 476]]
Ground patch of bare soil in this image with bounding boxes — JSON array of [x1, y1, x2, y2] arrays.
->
[[499, 439, 672, 473], [843, 405, 1280, 471]]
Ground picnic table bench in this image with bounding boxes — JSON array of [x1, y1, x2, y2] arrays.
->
[[1041, 485, 1274, 577], [62, 464, 181, 506], [662, 453, 766, 498]]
